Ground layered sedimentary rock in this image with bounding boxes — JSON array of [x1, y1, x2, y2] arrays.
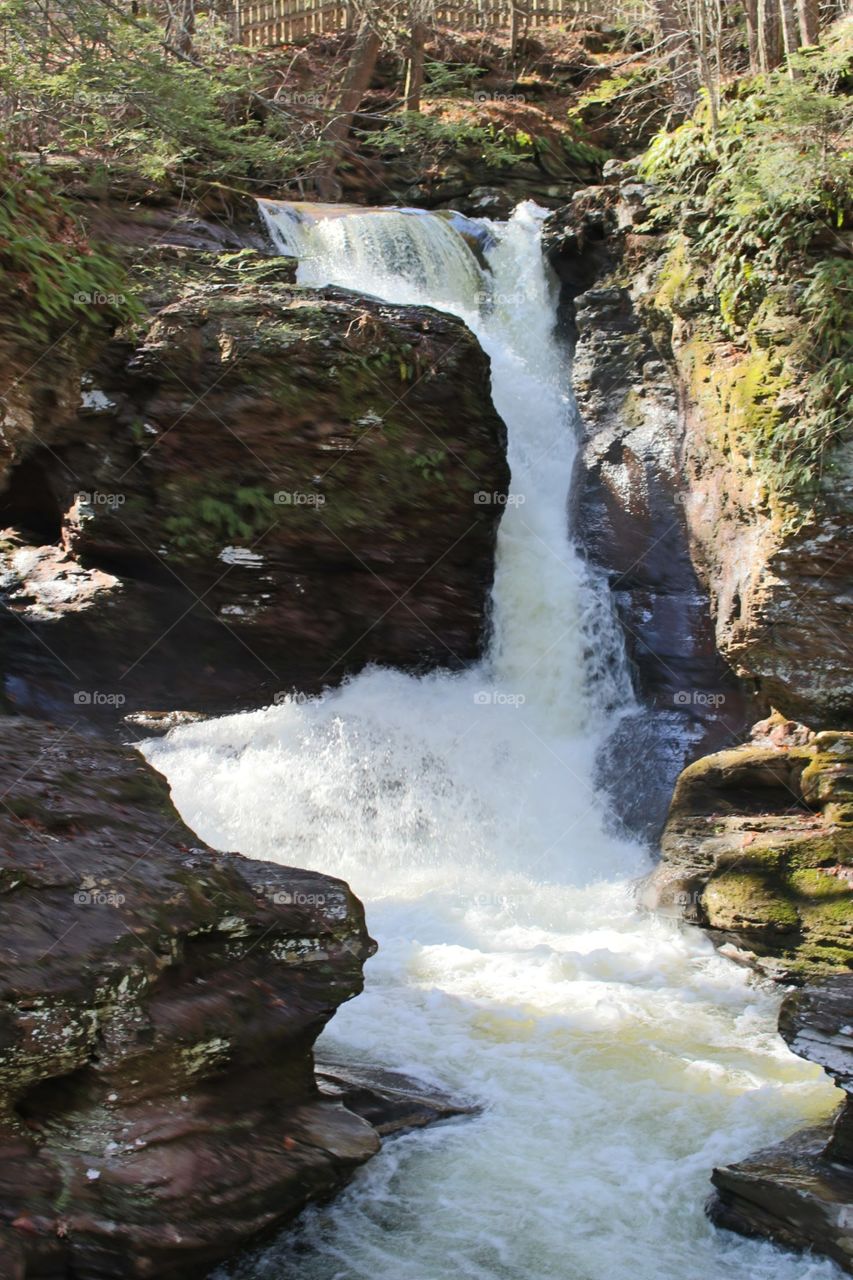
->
[[552, 176, 853, 731], [645, 715, 853, 979], [550, 185, 752, 837], [1, 265, 508, 722], [0, 716, 379, 1278]]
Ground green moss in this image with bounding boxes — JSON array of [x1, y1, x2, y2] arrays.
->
[[703, 870, 801, 932], [653, 237, 704, 318], [639, 32, 853, 514], [108, 771, 176, 815], [677, 333, 800, 520], [163, 486, 277, 554], [789, 866, 852, 901]]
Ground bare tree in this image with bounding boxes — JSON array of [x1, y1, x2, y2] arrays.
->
[[654, 0, 698, 113], [796, 0, 820, 44], [743, 0, 761, 71], [317, 12, 382, 197], [757, 0, 783, 69], [404, 1, 430, 112], [510, 0, 530, 59], [778, 0, 802, 76], [164, 0, 195, 58]]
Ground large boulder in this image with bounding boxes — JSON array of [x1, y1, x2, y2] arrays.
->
[[0, 271, 508, 723], [645, 716, 853, 980], [0, 716, 378, 1278]]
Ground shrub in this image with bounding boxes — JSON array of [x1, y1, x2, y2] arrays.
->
[[640, 23, 853, 502]]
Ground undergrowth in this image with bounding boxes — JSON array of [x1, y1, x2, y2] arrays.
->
[[0, 154, 137, 344], [640, 22, 853, 506]]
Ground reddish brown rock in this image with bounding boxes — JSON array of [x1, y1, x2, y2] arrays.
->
[[0, 276, 508, 724], [0, 716, 378, 1278]]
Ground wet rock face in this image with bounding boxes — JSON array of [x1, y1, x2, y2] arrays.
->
[[553, 177, 852, 747], [0, 277, 508, 723], [709, 975, 853, 1274], [552, 190, 753, 839], [572, 283, 740, 719], [676, 360, 853, 731], [646, 717, 853, 979], [0, 716, 378, 1278]]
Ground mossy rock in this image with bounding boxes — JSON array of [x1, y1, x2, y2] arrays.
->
[[703, 870, 801, 937], [656, 734, 853, 979]]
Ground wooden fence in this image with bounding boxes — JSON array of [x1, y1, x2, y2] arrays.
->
[[236, 0, 604, 49]]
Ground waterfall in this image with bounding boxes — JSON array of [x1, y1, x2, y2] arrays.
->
[[143, 203, 840, 1280]]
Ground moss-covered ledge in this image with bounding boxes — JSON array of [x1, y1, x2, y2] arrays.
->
[[644, 713, 853, 981]]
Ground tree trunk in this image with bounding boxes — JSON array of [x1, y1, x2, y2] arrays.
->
[[796, 0, 820, 44], [654, 0, 698, 114], [317, 16, 381, 199], [404, 19, 427, 112], [778, 0, 802, 76], [510, 0, 528, 58], [744, 0, 761, 71], [757, 0, 783, 70], [165, 0, 195, 58]]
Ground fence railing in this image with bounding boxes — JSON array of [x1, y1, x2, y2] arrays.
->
[[236, 0, 603, 49]]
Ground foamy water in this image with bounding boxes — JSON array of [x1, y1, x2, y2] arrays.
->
[[143, 203, 841, 1280]]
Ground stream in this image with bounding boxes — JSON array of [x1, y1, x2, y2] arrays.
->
[[143, 202, 840, 1280]]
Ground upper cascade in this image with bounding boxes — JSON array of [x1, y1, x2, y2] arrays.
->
[[259, 200, 491, 321]]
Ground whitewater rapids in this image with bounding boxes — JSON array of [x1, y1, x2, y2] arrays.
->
[[143, 202, 841, 1280]]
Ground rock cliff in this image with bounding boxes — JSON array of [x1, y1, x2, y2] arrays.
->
[[0, 184, 508, 724], [547, 172, 852, 1272], [0, 717, 377, 1278]]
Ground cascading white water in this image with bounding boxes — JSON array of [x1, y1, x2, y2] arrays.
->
[[144, 202, 841, 1280]]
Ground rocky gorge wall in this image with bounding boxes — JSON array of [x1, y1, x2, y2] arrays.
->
[[547, 171, 853, 1272]]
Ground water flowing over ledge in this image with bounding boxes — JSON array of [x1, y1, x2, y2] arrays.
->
[[143, 203, 842, 1280]]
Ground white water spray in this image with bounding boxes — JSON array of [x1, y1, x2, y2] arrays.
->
[[144, 202, 840, 1280]]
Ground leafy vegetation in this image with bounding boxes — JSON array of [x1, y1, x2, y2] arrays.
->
[[0, 155, 136, 342], [164, 485, 276, 551], [0, 1, 324, 185], [366, 109, 536, 170], [641, 25, 853, 503], [422, 59, 484, 98]]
